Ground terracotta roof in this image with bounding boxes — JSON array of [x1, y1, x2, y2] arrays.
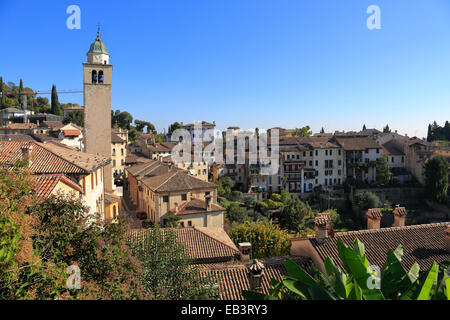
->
[[382, 140, 405, 156], [0, 141, 110, 174], [310, 222, 450, 273], [182, 121, 216, 128], [111, 132, 125, 144], [33, 174, 82, 201], [105, 192, 121, 205], [142, 170, 217, 193], [0, 123, 37, 130], [62, 130, 81, 137], [147, 142, 178, 153], [169, 198, 225, 216], [41, 121, 64, 130], [128, 227, 240, 264], [335, 137, 381, 151], [0, 134, 33, 141], [366, 208, 383, 219], [202, 256, 312, 300], [63, 105, 84, 110]]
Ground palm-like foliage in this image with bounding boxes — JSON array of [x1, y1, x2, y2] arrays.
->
[[243, 238, 450, 300]]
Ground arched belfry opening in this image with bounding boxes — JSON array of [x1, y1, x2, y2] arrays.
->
[[98, 71, 104, 84], [92, 70, 98, 84]]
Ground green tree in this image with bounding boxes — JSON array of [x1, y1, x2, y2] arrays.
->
[[356, 191, 382, 210], [168, 122, 182, 135], [166, 214, 181, 228], [383, 124, 391, 133], [376, 156, 392, 185], [363, 124, 367, 131], [63, 110, 84, 127], [320, 127, 325, 134], [227, 204, 249, 223], [0, 77, 5, 109], [18, 79, 24, 109], [243, 238, 450, 300], [427, 124, 433, 142], [424, 156, 449, 204], [278, 199, 314, 233], [229, 221, 291, 259], [293, 126, 312, 137], [51, 85, 61, 115], [129, 227, 219, 300]]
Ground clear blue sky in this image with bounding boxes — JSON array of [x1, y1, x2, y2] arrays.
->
[[1, 0, 450, 137]]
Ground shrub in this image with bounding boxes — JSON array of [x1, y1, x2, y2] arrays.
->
[[229, 221, 291, 259]]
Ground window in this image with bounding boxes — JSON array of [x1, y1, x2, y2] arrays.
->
[[113, 160, 116, 167], [95, 171, 98, 186], [309, 161, 313, 166], [91, 174, 94, 190], [188, 221, 192, 227], [182, 194, 187, 201], [121, 149, 124, 156], [302, 152, 306, 157], [315, 160, 318, 166], [92, 70, 97, 84], [163, 196, 169, 203], [330, 150, 333, 156], [376, 149, 380, 154], [180, 222, 185, 228], [401, 156, 404, 163], [310, 151, 313, 157], [338, 160, 342, 166], [338, 150, 341, 156], [98, 71, 104, 84], [325, 150, 328, 156], [315, 150, 318, 156], [112, 148, 116, 156], [287, 154, 290, 159]]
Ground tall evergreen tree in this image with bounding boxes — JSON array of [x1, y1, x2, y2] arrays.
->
[[427, 124, 433, 142], [18, 79, 24, 109], [383, 124, 391, 133], [0, 77, 4, 109], [320, 127, 325, 134], [363, 124, 367, 131], [51, 85, 61, 115]]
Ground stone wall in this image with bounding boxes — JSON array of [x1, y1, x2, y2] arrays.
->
[[353, 187, 425, 206]]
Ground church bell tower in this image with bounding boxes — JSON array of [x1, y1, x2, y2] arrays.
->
[[83, 29, 113, 193]]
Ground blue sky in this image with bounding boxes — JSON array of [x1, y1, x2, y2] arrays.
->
[[1, 0, 450, 137]]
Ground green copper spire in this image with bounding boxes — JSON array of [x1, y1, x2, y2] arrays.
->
[[87, 28, 109, 55]]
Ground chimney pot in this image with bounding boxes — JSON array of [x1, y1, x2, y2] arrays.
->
[[366, 208, 383, 230], [248, 259, 265, 292], [393, 206, 407, 228], [314, 213, 330, 241], [239, 242, 252, 261]]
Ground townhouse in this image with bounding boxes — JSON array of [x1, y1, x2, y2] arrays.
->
[[111, 131, 127, 176], [126, 159, 224, 228], [0, 140, 110, 218]]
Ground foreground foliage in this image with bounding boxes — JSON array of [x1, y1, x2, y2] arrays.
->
[[243, 238, 450, 300]]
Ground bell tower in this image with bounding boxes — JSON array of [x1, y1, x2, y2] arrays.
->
[[83, 29, 113, 193]]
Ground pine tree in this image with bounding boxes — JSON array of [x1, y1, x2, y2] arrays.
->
[[51, 85, 60, 115], [18, 79, 24, 109], [363, 124, 367, 131], [320, 127, 325, 134], [427, 124, 433, 142]]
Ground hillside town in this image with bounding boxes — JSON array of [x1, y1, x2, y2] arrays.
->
[[1, 30, 449, 301]]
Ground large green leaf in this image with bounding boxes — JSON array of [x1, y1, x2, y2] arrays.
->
[[417, 262, 438, 300], [324, 257, 347, 299], [337, 239, 385, 300], [282, 278, 309, 300], [307, 284, 336, 300], [284, 258, 317, 287], [380, 246, 412, 299]]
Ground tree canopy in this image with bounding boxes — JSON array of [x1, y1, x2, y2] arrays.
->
[[425, 156, 449, 204]]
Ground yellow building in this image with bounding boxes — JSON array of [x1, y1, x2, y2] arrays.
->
[[111, 131, 127, 176], [126, 160, 224, 228]]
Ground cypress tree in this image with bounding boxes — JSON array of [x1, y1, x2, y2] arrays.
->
[[18, 79, 24, 109], [427, 124, 433, 142], [0, 77, 4, 109], [320, 127, 325, 134], [363, 124, 367, 131], [51, 85, 60, 115]]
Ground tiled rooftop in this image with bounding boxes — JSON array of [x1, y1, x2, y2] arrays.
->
[[310, 222, 450, 272], [128, 227, 240, 264]]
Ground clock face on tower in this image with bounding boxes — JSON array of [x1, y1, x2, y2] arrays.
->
[[93, 54, 102, 64]]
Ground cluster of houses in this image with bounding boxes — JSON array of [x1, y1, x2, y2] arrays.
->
[[1, 31, 448, 300]]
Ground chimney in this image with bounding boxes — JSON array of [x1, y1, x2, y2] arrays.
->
[[445, 225, 450, 252], [238, 242, 252, 261], [21, 145, 33, 164], [314, 213, 330, 241], [393, 206, 407, 227], [248, 259, 265, 292], [366, 208, 383, 230], [205, 195, 212, 211]]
